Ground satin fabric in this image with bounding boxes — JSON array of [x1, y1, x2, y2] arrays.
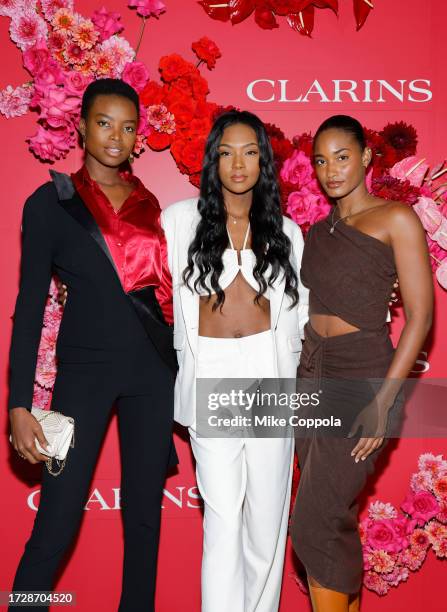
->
[[72, 165, 173, 324]]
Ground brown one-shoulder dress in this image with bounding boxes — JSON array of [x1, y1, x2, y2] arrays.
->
[[289, 210, 404, 594]]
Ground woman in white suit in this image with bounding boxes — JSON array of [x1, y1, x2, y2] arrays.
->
[[161, 110, 308, 612]]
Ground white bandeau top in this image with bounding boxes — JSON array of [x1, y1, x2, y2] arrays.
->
[[197, 223, 271, 300]]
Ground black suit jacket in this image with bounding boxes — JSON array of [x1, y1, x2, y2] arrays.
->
[[8, 172, 176, 411]]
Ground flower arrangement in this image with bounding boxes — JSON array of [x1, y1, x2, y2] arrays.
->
[[198, 0, 374, 37], [360, 453, 447, 595]]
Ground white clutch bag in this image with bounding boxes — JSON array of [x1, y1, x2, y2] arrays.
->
[[10, 407, 75, 476]]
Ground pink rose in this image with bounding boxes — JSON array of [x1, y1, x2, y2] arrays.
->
[[63, 71, 92, 96], [122, 61, 150, 93], [401, 490, 440, 525], [38, 86, 80, 128], [413, 196, 443, 234], [287, 187, 330, 226], [280, 149, 314, 186], [365, 518, 411, 553], [23, 39, 52, 76], [91, 7, 123, 42], [33, 61, 65, 90], [28, 125, 75, 161]]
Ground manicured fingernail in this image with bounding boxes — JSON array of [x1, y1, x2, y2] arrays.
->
[[355, 458, 359, 463], [362, 456, 366, 461]]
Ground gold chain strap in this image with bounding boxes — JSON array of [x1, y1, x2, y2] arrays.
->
[[36, 412, 75, 477]]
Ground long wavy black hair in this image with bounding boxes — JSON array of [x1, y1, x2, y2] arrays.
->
[[183, 110, 299, 310]]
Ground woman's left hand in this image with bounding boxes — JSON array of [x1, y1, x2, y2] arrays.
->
[[348, 397, 391, 462]]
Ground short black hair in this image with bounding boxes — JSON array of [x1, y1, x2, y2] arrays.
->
[[80, 78, 140, 120], [314, 114, 366, 151]]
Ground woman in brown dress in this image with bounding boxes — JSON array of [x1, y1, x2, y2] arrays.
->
[[290, 115, 433, 611]]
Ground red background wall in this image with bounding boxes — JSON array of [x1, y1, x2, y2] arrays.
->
[[1, 1, 446, 610]]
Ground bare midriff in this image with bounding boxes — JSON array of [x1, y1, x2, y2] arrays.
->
[[309, 313, 361, 338], [199, 273, 270, 338]]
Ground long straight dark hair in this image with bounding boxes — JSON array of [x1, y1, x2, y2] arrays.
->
[[183, 110, 299, 310]]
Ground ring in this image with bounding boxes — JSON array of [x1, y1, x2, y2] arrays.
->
[[17, 452, 26, 459]]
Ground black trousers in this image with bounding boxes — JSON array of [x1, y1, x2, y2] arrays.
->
[[10, 338, 174, 612]]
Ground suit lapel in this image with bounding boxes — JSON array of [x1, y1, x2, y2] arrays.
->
[[50, 169, 119, 278]]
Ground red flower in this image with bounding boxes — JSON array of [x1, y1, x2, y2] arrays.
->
[[270, 137, 294, 166], [140, 81, 164, 106], [364, 128, 398, 176], [254, 6, 279, 30], [159, 53, 194, 82], [169, 99, 196, 128], [192, 37, 222, 70], [146, 130, 172, 151], [293, 132, 314, 158], [171, 138, 205, 174], [371, 175, 420, 205], [381, 121, 418, 162]]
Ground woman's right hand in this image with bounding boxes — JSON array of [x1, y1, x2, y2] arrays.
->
[[9, 408, 49, 464]]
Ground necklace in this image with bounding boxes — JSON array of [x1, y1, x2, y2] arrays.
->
[[329, 202, 382, 234]]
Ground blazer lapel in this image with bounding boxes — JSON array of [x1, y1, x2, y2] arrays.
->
[[50, 169, 119, 278]]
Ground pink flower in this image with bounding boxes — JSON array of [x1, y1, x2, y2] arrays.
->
[[363, 570, 389, 595], [137, 103, 148, 134], [0, 0, 25, 18], [390, 156, 429, 187], [368, 501, 398, 520], [409, 529, 431, 551], [36, 326, 58, 389], [99, 36, 135, 77], [43, 300, 63, 330], [433, 475, 447, 500], [128, 0, 166, 19], [147, 104, 175, 134], [91, 7, 122, 42], [47, 30, 67, 53], [418, 453, 447, 477], [430, 217, 447, 250], [62, 70, 92, 96], [280, 149, 314, 186], [437, 500, 447, 524], [52, 7, 78, 33], [425, 520, 447, 542], [41, 0, 73, 21], [400, 546, 427, 571], [38, 86, 80, 129], [410, 470, 434, 492], [286, 187, 330, 226], [10, 8, 48, 51], [33, 61, 65, 91], [0, 84, 33, 118], [95, 49, 116, 76], [432, 538, 447, 558], [72, 19, 98, 50], [23, 39, 52, 76], [63, 41, 87, 65], [413, 197, 443, 235], [133, 133, 146, 155], [365, 518, 412, 553], [382, 565, 409, 586], [122, 61, 150, 92], [364, 549, 395, 573], [28, 125, 75, 161], [32, 384, 52, 410], [402, 490, 440, 525]]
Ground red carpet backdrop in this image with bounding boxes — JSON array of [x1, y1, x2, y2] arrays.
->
[[0, 1, 446, 610]]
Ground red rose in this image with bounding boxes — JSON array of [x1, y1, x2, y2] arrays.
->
[[192, 37, 222, 70], [189, 172, 201, 188], [271, 137, 294, 166], [171, 138, 205, 174], [140, 81, 164, 105], [146, 131, 172, 151], [170, 99, 196, 127], [159, 54, 194, 83]]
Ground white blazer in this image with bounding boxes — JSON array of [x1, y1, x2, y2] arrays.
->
[[161, 198, 309, 427]]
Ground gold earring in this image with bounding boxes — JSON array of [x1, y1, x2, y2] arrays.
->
[[82, 139, 85, 150], [128, 152, 134, 163]]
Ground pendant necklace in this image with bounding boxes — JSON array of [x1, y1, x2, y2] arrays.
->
[[329, 202, 381, 234]]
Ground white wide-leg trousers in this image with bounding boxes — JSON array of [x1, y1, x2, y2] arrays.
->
[[190, 331, 294, 612]]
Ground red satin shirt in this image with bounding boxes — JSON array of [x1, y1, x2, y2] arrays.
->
[[71, 165, 173, 325]]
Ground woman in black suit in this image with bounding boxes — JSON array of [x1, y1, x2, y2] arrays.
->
[[8, 79, 176, 612]]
